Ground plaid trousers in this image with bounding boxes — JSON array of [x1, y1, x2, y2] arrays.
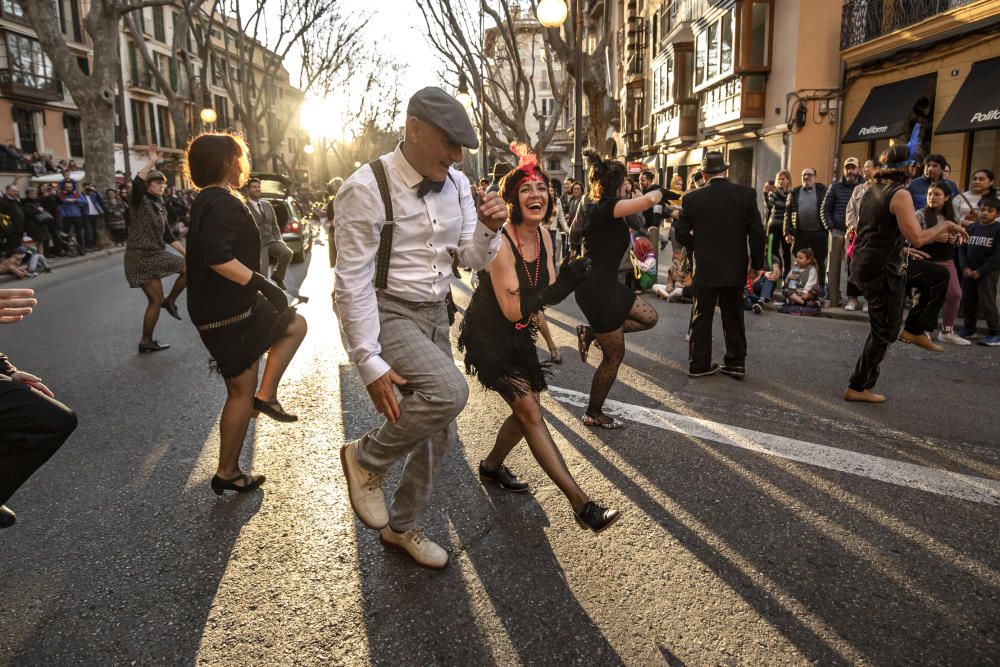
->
[[356, 293, 469, 532]]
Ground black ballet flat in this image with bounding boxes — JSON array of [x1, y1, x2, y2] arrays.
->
[[211, 473, 266, 496], [253, 397, 298, 422], [478, 461, 530, 492], [0, 505, 16, 529], [162, 300, 182, 320], [575, 501, 621, 533], [138, 340, 170, 353]]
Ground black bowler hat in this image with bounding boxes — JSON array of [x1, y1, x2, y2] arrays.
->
[[701, 151, 729, 174], [407, 87, 479, 149]]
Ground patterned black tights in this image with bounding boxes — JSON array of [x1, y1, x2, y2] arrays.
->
[[586, 296, 658, 419]]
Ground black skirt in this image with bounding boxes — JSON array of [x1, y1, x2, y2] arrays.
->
[[198, 294, 297, 378]]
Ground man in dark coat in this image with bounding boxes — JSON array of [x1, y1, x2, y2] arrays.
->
[[675, 152, 766, 378]]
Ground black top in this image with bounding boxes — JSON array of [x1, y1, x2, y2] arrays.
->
[[186, 188, 261, 326], [675, 178, 765, 287], [915, 209, 955, 262], [852, 182, 906, 284], [581, 198, 629, 277], [131, 175, 175, 246]]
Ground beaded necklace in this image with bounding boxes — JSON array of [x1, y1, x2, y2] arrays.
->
[[510, 225, 541, 330], [510, 225, 541, 288]]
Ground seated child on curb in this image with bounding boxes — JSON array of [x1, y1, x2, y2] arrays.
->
[[653, 246, 693, 301], [744, 254, 782, 313], [783, 248, 820, 306], [957, 196, 1000, 346]]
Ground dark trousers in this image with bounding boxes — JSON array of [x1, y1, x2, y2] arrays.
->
[[962, 272, 1000, 334], [849, 271, 906, 391], [689, 286, 746, 371], [0, 375, 77, 506], [264, 241, 293, 282], [63, 216, 84, 252], [83, 215, 99, 249], [795, 230, 829, 288], [904, 259, 949, 334]]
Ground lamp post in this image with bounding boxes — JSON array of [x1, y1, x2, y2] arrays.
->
[[199, 106, 217, 131], [537, 0, 583, 181], [456, 74, 473, 110]]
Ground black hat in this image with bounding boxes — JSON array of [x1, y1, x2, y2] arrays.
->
[[407, 87, 479, 149], [491, 160, 512, 180], [701, 151, 729, 174]]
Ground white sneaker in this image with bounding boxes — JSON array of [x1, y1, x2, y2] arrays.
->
[[379, 526, 449, 569], [340, 440, 389, 529], [938, 330, 972, 346], [844, 299, 859, 311]]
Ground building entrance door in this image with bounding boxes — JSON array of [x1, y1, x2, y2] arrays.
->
[[729, 146, 754, 187]]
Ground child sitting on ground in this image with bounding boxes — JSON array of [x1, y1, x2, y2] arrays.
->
[[744, 254, 782, 314], [956, 196, 1000, 346], [783, 248, 821, 306], [653, 246, 693, 302]]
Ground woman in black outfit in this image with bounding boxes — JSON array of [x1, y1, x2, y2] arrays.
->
[[184, 133, 308, 495], [459, 150, 619, 532], [767, 170, 792, 275], [571, 150, 661, 428], [846, 144, 966, 403]]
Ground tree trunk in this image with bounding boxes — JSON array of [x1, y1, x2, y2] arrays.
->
[[78, 96, 118, 191]]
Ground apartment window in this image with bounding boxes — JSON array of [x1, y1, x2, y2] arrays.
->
[[211, 57, 223, 85], [541, 97, 556, 117], [2, 0, 25, 20], [229, 65, 241, 83], [749, 2, 771, 67], [650, 13, 658, 57], [4, 32, 56, 89], [64, 114, 83, 156], [287, 136, 297, 154], [131, 99, 150, 144], [153, 6, 165, 42], [548, 158, 561, 172], [76, 56, 89, 75], [214, 94, 229, 127], [168, 57, 178, 91], [694, 9, 735, 90], [12, 107, 37, 153], [156, 105, 174, 148], [148, 103, 157, 147], [61, 0, 82, 42]]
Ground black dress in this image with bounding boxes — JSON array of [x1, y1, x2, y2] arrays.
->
[[574, 198, 636, 333], [186, 188, 296, 378], [459, 229, 549, 401]]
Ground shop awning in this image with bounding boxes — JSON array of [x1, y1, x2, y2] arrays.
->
[[842, 74, 937, 142], [936, 57, 1000, 135]]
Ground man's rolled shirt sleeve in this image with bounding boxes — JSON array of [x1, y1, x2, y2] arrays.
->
[[454, 172, 502, 270]]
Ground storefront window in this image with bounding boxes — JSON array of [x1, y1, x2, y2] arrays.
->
[[968, 129, 1000, 190]]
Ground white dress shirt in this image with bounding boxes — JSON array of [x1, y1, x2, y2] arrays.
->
[[334, 144, 502, 385]]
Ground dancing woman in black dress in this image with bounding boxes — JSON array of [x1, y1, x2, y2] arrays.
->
[[183, 133, 308, 495], [571, 150, 661, 428], [459, 149, 620, 532]]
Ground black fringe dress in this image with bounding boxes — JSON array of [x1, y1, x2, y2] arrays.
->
[[458, 229, 550, 400]]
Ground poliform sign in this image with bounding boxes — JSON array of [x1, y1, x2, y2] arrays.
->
[[970, 109, 1000, 124], [858, 125, 890, 135]]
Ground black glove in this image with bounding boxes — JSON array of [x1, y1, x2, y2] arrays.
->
[[248, 271, 288, 313], [520, 256, 591, 315]]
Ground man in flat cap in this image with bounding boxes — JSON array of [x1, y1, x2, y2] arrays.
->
[[675, 151, 765, 379], [334, 86, 506, 569]]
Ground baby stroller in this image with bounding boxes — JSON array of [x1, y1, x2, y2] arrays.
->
[[58, 230, 81, 257]]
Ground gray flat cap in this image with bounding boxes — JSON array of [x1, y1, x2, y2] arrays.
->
[[407, 86, 479, 149]]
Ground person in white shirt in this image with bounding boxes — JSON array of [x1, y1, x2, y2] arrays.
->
[[334, 87, 506, 569]]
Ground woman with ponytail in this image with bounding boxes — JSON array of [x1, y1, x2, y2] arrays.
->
[[571, 149, 661, 428]]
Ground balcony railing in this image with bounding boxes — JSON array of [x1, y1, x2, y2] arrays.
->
[[840, 0, 977, 50], [0, 68, 63, 101]]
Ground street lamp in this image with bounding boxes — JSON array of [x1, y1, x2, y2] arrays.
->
[[535, 0, 583, 180], [303, 143, 315, 155], [456, 74, 473, 110], [537, 0, 568, 27], [199, 107, 217, 126]]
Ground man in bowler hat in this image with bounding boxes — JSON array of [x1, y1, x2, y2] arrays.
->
[[674, 151, 766, 378], [334, 87, 507, 569]]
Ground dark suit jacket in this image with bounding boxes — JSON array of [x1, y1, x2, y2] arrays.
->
[[674, 178, 766, 287]]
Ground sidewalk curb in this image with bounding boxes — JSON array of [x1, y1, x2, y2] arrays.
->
[[760, 302, 869, 323], [0, 247, 125, 284]]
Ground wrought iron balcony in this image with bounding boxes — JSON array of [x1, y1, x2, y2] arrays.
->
[[0, 68, 63, 102], [841, 0, 977, 50]]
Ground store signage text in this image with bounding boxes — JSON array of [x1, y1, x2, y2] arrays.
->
[[970, 109, 1000, 124], [858, 125, 889, 136]]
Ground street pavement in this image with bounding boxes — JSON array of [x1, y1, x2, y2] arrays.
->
[[1, 241, 998, 666]]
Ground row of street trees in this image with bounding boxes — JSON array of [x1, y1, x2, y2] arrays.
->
[[415, 0, 615, 165], [21, 0, 368, 190]]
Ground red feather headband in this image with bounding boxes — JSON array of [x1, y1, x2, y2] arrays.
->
[[510, 142, 544, 184]]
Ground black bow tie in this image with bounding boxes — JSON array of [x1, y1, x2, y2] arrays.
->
[[417, 178, 445, 198]]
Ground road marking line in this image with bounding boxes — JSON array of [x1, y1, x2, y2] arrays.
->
[[547, 385, 1000, 506]]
